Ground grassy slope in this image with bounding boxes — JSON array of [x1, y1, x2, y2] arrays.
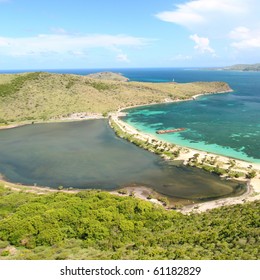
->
[[0, 185, 259, 260], [0, 72, 231, 124]]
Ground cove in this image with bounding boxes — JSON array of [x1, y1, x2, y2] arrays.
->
[[0, 120, 244, 202]]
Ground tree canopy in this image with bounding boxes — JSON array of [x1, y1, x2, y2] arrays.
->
[[0, 186, 259, 260]]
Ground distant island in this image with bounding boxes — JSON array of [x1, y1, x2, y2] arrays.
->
[[212, 63, 260, 72]]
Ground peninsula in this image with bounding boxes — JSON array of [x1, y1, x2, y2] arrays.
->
[[0, 71, 231, 125]]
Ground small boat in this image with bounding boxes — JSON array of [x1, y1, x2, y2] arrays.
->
[[156, 128, 186, 134]]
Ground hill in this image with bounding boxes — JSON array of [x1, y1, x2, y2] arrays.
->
[[220, 63, 260, 71], [0, 72, 231, 125]]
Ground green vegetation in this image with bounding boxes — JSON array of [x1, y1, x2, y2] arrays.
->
[[85, 80, 117, 91], [109, 118, 179, 160], [0, 72, 41, 98], [0, 185, 259, 260], [246, 170, 257, 179], [187, 154, 256, 179], [0, 71, 231, 125]]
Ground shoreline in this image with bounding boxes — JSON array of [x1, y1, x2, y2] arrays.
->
[[109, 90, 260, 212], [116, 88, 234, 113], [1, 89, 259, 213], [0, 88, 232, 130], [0, 179, 169, 209], [0, 113, 105, 130], [116, 89, 260, 169]]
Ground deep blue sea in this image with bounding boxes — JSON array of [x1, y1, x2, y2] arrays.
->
[[2, 68, 260, 162]]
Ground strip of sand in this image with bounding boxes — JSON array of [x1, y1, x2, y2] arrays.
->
[[110, 92, 260, 213]]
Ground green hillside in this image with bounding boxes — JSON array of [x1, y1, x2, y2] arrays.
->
[[0, 72, 231, 125], [0, 185, 259, 260]]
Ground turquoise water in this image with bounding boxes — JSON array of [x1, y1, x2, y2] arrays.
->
[[0, 120, 242, 201], [122, 70, 260, 163]]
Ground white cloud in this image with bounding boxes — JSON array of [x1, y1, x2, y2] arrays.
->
[[116, 53, 130, 63], [156, 0, 249, 30], [229, 27, 260, 49], [190, 34, 215, 54], [156, 9, 204, 27], [229, 27, 251, 40], [231, 36, 260, 49], [156, 1, 260, 59], [0, 37, 10, 46], [0, 34, 148, 57]]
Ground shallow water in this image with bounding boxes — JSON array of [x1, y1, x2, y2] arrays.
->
[[122, 70, 260, 163], [0, 120, 243, 201]]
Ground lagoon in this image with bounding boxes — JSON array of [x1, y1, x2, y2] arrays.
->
[[0, 120, 243, 202]]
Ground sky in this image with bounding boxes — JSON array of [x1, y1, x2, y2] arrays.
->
[[0, 0, 259, 69]]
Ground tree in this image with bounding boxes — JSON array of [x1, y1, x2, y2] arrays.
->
[[246, 170, 257, 179]]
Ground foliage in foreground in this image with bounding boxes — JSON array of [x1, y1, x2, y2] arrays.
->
[[0, 186, 259, 260]]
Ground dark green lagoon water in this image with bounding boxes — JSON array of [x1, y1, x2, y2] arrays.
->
[[0, 120, 243, 201]]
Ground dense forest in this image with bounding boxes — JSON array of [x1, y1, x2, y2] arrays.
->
[[0, 185, 259, 260]]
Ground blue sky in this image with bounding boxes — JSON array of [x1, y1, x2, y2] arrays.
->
[[0, 0, 259, 69]]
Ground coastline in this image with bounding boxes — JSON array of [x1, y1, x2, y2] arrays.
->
[[0, 89, 259, 213], [109, 90, 260, 212], [0, 112, 105, 130]]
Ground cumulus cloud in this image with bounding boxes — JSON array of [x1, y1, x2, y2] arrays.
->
[[190, 34, 215, 54], [0, 33, 148, 57]]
